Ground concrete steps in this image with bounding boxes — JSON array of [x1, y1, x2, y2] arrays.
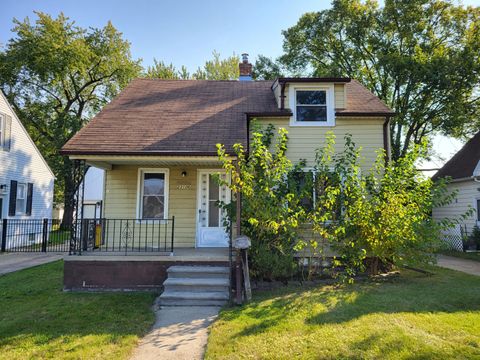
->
[[158, 265, 230, 306]]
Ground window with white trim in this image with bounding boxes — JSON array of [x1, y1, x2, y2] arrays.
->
[[290, 85, 335, 126], [0, 113, 4, 147], [296, 90, 327, 122], [476, 199, 480, 222], [138, 170, 169, 219], [16, 183, 27, 215]]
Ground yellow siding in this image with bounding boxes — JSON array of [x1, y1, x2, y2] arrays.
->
[[104, 165, 222, 247], [334, 84, 345, 109], [255, 116, 385, 170]]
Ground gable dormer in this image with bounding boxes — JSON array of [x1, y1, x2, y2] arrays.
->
[[271, 78, 350, 126]]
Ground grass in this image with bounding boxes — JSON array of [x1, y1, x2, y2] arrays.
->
[[206, 267, 480, 359], [0, 261, 156, 360], [441, 250, 480, 262]]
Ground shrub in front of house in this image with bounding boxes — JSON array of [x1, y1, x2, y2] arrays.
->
[[217, 126, 461, 283]]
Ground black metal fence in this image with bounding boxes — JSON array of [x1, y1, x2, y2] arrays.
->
[[1, 219, 71, 253], [70, 217, 175, 255]]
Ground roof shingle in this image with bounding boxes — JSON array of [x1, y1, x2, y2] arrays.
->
[[62, 78, 393, 156]]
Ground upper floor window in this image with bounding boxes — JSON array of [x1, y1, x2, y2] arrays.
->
[[296, 91, 327, 122], [289, 85, 335, 126]]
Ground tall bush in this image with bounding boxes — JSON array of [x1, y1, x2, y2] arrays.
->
[[217, 124, 305, 281], [304, 133, 462, 281], [217, 126, 462, 283]]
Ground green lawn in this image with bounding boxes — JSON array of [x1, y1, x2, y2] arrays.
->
[[0, 261, 156, 360], [206, 267, 480, 359], [441, 250, 480, 262]]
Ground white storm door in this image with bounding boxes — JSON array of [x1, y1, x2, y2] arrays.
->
[[196, 170, 230, 247]]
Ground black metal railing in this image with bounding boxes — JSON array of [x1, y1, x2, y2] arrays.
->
[[69, 217, 175, 255], [1, 218, 71, 253]]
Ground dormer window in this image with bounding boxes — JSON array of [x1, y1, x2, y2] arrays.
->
[[296, 90, 327, 122], [289, 84, 335, 126]]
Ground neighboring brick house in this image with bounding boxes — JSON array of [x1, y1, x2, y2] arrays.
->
[[432, 132, 480, 246], [0, 90, 54, 248]]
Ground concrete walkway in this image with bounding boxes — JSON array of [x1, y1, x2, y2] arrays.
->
[[437, 255, 480, 276], [0, 253, 64, 275], [130, 306, 221, 360]]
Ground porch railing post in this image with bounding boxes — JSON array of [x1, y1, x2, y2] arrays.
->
[[170, 216, 175, 254], [1, 219, 7, 252], [41, 218, 48, 253]]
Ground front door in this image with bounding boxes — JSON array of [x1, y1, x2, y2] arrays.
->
[[196, 170, 230, 247]]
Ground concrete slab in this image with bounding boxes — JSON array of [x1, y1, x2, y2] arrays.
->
[[0, 253, 64, 276], [130, 305, 221, 360], [437, 255, 480, 276]]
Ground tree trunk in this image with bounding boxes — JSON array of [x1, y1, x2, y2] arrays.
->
[[370, 257, 380, 276], [61, 159, 76, 228]]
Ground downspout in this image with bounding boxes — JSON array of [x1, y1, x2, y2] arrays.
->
[[383, 116, 391, 164], [280, 81, 286, 110]]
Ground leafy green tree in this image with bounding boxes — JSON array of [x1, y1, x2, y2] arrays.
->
[[305, 133, 464, 281], [252, 55, 284, 80], [144, 51, 240, 80], [193, 51, 239, 80], [144, 59, 190, 79], [279, 0, 480, 159], [217, 124, 305, 280], [0, 12, 142, 223]]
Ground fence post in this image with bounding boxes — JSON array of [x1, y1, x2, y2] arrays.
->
[[41, 218, 48, 253], [1, 219, 7, 252]]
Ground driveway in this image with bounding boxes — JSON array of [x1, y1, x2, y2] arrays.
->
[[0, 253, 64, 275], [437, 255, 480, 276]]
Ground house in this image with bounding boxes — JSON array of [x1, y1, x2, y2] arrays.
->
[[61, 54, 394, 298], [0, 90, 55, 249], [432, 132, 480, 249]]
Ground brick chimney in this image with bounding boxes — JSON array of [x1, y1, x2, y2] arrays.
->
[[239, 53, 252, 81]]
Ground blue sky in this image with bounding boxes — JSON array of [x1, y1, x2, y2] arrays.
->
[[1, 0, 479, 169], [1, 0, 331, 71]]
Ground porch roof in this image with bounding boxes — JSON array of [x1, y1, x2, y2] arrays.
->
[[68, 155, 230, 169]]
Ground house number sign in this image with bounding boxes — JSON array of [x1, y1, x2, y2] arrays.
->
[[176, 184, 192, 190]]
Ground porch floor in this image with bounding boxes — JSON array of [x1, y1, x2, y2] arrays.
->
[[65, 247, 229, 262]]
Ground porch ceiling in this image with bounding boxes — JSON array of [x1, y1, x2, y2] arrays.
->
[[69, 155, 231, 169]]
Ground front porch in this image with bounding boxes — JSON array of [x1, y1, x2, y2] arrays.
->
[[63, 247, 231, 291], [65, 156, 238, 293], [72, 155, 234, 249]]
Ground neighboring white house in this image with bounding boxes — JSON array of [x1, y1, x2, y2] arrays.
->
[[0, 90, 55, 248], [432, 132, 480, 249], [82, 166, 104, 219]]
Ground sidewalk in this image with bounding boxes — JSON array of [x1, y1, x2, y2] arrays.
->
[[130, 306, 221, 360], [437, 255, 480, 276], [0, 253, 64, 275]]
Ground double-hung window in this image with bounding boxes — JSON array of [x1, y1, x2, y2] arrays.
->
[[16, 183, 27, 215], [138, 169, 169, 220], [477, 199, 480, 224], [0, 113, 4, 147], [290, 85, 335, 126], [296, 90, 327, 122]]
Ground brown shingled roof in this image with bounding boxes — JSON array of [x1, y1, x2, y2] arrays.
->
[[62, 78, 393, 156], [433, 131, 480, 180], [337, 80, 394, 116]]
